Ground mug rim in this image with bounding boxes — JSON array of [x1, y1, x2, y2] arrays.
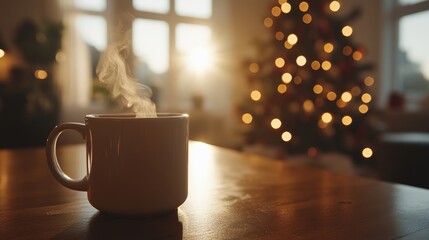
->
[[86, 113, 188, 120]]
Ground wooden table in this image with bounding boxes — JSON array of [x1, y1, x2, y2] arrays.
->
[[1, 142, 429, 239]]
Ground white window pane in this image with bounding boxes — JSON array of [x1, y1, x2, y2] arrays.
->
[[75, 15, 107, 50], [74, 0, 106, 11], [133, 0, 169, 14], [176, 23, 211, 53], [398, 10, 429, 98], [175, 0, 212, 19], [398, 0, 428, 5], [133, 19, 169, 74]]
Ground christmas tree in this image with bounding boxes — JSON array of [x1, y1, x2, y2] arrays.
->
[[239, 0, 375, 163]]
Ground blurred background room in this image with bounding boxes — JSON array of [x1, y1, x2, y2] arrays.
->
[[1, 0, 429, 187]]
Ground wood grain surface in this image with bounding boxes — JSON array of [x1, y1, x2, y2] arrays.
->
[[1, 142, 429, 239]]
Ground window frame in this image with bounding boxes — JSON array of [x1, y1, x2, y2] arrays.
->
[[129, 0, 213, 110], [63, 0, 213, 110], [383, 0, 429, 109]]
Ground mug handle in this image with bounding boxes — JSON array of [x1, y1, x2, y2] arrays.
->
[[46, 123, 89, 191]]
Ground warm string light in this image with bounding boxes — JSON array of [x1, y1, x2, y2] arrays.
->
[[342, 115, 353, 126], [272, 6, 282, 17], [282, 73, 293, 83], [242, 113, 253, 124], [364, 76, 375, 86], [321, 61, 331, 70], [35, 69, 48, 80], [303, 100, 314, 113], [311, 61, 321, 70], [313, 84, 323, 94], [361, 93, 372, 103], [359, 104, 369, 114], [284, 41, 293, 49], [296, 55, 307, 66], [321, 112, 333, 123], [353, 51, 363, 61], [329, 1, 341, 12], [277, 84, 287, 93], [341, 92, 352, 102], [275, 32, 285, 41], [362, 147, 373, 158], [0, 49, 5, 58], [249, 63, 259, 73], [275, 57, 285, 68], [250, 0, 374, 160], [264, 17, 274, 28], [302, 14, 312, 24], [299, 2, 309, 12], [271, 118, 282, 129], [287, 34, 298, 45], [282, 131, 292, 142], [251, 90, 262, 101], [281, 2, 291, 13], [342, 25, 353, 37], [327, 91, 337, 101], [324, 43, 334, 53], [55, 52, 66, 62]]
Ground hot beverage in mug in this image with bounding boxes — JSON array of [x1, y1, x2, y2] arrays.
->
[[46, 113, 189, 215]]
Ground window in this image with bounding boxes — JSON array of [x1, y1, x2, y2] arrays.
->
[[133, 19, 169, 74], [75, 15, 107, 51], [56, 0, 107, 107], [398, 10, 429, 103], [384, 0, 429, 110], [61, 0, 213, 110], [398, 0, 428, 5], [74, 0, 106, 11], [175, 0, 212, 18], [132, 0, 213, 110], [176, 23, 212, 53], [133, 0, 169, 14]]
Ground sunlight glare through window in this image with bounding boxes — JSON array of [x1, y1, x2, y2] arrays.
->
[[133, 19, 169, 74], [176, 23, 212, 53], [175, 0, 212, 18], [133, 0, 169, 13], [75, 15, 107, 50], [186, 46, 214, 73], [74, 0, 105, 11]]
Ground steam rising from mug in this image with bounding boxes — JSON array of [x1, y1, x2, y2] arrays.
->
[[96, 37, 157, 117]]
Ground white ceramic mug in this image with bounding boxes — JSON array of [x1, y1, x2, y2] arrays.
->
[[46, 113, 189, 215]]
